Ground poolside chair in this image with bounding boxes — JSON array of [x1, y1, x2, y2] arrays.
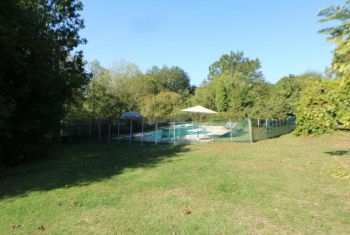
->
[[224, 121, 237, 129]]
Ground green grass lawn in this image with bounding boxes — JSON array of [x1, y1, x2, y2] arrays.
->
[[1, 133, 350, 234]]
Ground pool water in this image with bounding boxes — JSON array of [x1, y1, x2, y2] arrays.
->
[[141, 125, 209, 141]]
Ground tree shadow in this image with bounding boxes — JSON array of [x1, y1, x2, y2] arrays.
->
[[325, 150, 350, 156], [0, 143, 189, 199]]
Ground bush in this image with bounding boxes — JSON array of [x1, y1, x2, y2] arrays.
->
[[294, 80, 339, 135], [140, 92, 182, 118]]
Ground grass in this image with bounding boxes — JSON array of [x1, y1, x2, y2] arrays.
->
[[1, 133, 350, 234]]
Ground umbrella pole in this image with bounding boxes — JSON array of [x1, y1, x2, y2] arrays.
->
[[129, 120, 132, 144], [117, 121, 120, 144]]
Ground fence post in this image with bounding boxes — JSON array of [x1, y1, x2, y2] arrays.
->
[[173, 122, 176, 145], [141, 119, 144, 145], [265, 119, 268, 139], [78, 123, 81, 142], [89, 120, 92, 143], [129, 120, 132, 144], [248, 119, 253, 144], [230, 119, 233, 142], [258, 118, 260, 127], [98, 120, 101, 143], [117, 121, 120, 144], [155, 122, 158, 145], [287, 118, 290, 132], [108, 122, 111, 144]]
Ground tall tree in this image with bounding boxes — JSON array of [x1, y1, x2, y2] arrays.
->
[[208, 51, 263, 82], [317, 0, 350, 128], [269, 73, 323, 118], [318, 0, 350, 84], [0, 0, 89, 164], [295, 1, 350, 135], [140, 91, 182, 118], [144, 66, 191, 94], [215, 73, 230, 112], [193, 51, 265, 117]]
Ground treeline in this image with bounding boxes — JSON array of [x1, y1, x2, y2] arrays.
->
[[190, 52, 323, 119], [66, 52, 324, 122], [65, 61, 194, 120]]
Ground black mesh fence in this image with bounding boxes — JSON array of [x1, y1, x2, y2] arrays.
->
[[60, 117, 296, 144], [251, 117, 296, 141]]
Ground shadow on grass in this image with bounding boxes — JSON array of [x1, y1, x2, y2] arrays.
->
[[0, 143, 189, 199], [325, 150, 350, 156]]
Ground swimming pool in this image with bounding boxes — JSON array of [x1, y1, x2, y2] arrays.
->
[[137, 124, 210, 143]]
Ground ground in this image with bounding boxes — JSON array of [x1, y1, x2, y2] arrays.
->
[[1, 133, 350, 234]]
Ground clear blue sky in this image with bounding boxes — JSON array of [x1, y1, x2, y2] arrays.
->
[[79, 0, 343, 85]]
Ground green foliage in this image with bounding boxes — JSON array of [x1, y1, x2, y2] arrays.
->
[[215, 73, 230, 112], [268, 73, 323, 119], [144, 66, 191, 94], [318, 0, 350, 128], [208, 51, 263, 82], [190, 81, 216, 110], [293, 0, 350, 135], [0, 0, 89, 164], [193, 51, 267, 118], [140, 91, 182, 118], [318, 0, 350, 80], [337, 83, 350, 128], [244, 80, 272, 118], [66, 62, 193, 121], [294, 80, 340, 135]]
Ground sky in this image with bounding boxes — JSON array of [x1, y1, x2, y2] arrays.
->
[[78, 0, 344, 85]]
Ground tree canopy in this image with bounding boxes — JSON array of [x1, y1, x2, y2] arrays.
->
[[294, 0, 350, 135], [0, 0, 89, 164], [192, 51, 269, 118]]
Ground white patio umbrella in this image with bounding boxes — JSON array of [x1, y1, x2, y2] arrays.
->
[[181, 105, 217, 122], [181, 106, 217, 141], [181, 105, 217, 114]]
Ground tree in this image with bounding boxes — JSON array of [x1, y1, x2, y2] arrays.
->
[[193, 51, 265, 117], [318, 1, 350, 128], [269, 73, 323, 118], [208, 51, 263, 82], [65, 61, 147, 120], [140, 92, 182, 118], [0, 0, 89, 164], [244, 80, 272, 118], [318, 1, 350, 82], [190, 81, 216, 110], [295, 80, 339, 135], [108, 61, 145, 116], [144, 66, 191, 94], [293, 0, 350, 134], [215, 73, 230, 112]]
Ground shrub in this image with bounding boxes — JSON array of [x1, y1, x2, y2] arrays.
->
[[294, 80, 340, 135]]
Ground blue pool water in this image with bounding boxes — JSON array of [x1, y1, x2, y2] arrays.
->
[[141, 125, 209, 140]]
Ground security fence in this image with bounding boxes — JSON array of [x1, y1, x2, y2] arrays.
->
[[60, 117, 296, 144], [250, 117, 296, 141]]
